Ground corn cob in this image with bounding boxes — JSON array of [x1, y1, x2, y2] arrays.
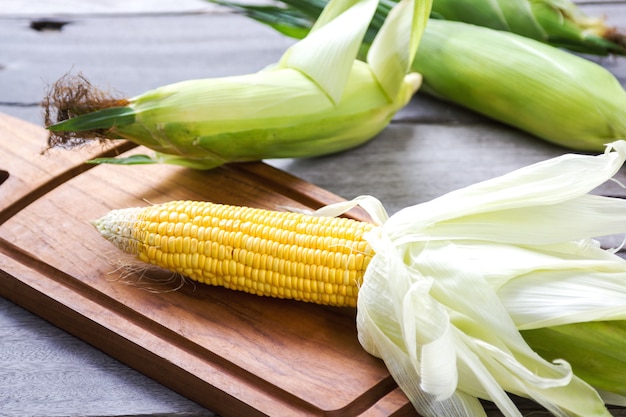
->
[[93, 200, 375, 307], [220, 0, 626, 151]]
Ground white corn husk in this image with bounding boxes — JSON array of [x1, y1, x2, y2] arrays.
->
[[315, 141, 626, 416]]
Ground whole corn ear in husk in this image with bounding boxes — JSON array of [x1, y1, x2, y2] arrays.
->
[[430, 0, 626, 55], [44, 0, 430, 169], [219, 0, 626, 151], [412, 19, 626, 151], [95, 142, 626, 416]]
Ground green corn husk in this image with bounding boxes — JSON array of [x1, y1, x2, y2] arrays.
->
[[219, 0, 626, 151], [521, 321, 626, 398], [430, 0, 626, 55], [44, 0, 430, 169], [413, 19, 626, 151], [46, 67, 418, 169]]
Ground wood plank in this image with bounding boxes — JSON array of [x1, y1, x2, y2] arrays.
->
[[0, 115, 415, 417]]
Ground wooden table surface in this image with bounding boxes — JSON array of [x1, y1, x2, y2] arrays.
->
[[1, 1, 626, 416]]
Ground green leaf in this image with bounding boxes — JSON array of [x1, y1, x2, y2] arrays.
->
[[210, 1, 313, 39], [48, 106, 135, 132], [86, 154, 159, 165], [88, 153, 225, 169]]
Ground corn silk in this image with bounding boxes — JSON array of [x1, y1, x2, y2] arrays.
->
[[313, 141, 626, 416]]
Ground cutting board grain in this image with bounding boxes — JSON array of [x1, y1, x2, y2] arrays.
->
[[0, 113, 417, 417]]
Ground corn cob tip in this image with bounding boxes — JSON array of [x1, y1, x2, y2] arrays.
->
[[92, 207, 144, 255], [42, 72, 129, 151]]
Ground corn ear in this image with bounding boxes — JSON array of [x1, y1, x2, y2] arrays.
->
[[45, 0, 430, 169], [93, 200, 374, 307], [430, 0, 626, 56], [49, 67, 419, 169], [412, 19, 626, 151]]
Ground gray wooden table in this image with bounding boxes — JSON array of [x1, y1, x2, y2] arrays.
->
[[1, 1, 625, 416]]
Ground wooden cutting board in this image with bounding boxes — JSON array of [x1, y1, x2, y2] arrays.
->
[[0, 113, 417, 417]]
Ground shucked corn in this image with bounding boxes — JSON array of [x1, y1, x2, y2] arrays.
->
[[93, 142, 626, 417], [94, 200, 374, 307]]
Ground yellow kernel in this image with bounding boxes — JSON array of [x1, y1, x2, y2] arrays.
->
[[181, 236, 191, 253], [334, 253, 345, 268], [313, 249, 322, 266], [138, 251, 149, 264], [244, 250, 255, 267], [146, 221, 158, 233], [218, 245, 226, 260], [183, 222, 193, 237], [233, 231, 243, 248], [218, 256, 227, 273], [228, 260, 237, 276], [288, 245, 298, 262], [172, 253, 181, 268]]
